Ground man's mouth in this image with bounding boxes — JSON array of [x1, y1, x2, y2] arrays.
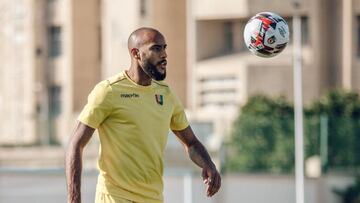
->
[[159, 60, 167, 68]]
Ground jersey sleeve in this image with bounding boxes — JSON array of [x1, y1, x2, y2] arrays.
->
[[78, 80, 113, 129], [170, 90, 189, 131]]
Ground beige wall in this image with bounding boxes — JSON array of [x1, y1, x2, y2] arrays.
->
[[309, 0, 336, 92], [193, 0, 311, 20], [101, 0, 140, 78], [248, 65, 294, 100], [34, 0, 49, 144], [72, 0, 101, 111], [193, 0, 249, 19], [352, 4, 360, 92], [248, 0, 310, 16], [149, 0, 187, 105], [0, 0, 37, 144], [247, 63, 322, 105], [196, 20, 228, 60]]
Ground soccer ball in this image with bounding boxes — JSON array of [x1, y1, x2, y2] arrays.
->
[[243, 12, 290, 58]]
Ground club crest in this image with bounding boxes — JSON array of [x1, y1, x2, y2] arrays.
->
[[155, 94, 164, 105]]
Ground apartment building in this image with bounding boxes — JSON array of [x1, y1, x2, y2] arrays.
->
[[0, 0, 187, 146], [186, 0, 360, 143], [1, 0, 360, 152], [0, 0, 36, 145], [0, 0, 103, 145]]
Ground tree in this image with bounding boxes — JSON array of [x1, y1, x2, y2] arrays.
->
[[306, 89, 360, 170], [225, 89, 360, 174], [225, 95, 294, 173]]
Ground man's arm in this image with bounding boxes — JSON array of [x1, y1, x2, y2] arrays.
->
[[172, 126, 221, 197], [66, 121, 95, 203]]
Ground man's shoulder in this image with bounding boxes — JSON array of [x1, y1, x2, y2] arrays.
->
[[91, 72, 127, 93], [106, 72, 127, 86]]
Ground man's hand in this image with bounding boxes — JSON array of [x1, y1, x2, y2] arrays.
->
[[202, 165, 221, 197], [172, 126, 221, 197]]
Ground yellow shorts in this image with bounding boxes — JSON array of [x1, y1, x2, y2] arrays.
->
[[95, 192, 134, 203]]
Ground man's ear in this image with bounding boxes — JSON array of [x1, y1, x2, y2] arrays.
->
[[131, 48, 140, 59]]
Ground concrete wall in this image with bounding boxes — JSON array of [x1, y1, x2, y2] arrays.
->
[[150, 0, 188, 106], [196, 20, 229, 60], [72, 0, 101, 112], [248, 0, 310, 16], [0, 171, 354, 203], [352, 3, 360, 93], [101, 0, 140, 79], [0, 0, 37, 144], [193, 0, 249, 19], [192, 0, 311, 20], [164, 174, 354, 203]]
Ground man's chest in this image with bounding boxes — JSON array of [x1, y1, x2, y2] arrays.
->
[[110, 90, 174, 125]]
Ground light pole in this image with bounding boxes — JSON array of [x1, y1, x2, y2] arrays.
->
[[293, 1, 305, 203]]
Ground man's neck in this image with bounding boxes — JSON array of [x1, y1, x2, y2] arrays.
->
[[126, 66, 152, 86]]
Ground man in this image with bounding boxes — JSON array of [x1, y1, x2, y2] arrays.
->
[[66, 27, 221, 203]]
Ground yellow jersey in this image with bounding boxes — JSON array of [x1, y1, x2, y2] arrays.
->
[[78, 71, 189, 203]]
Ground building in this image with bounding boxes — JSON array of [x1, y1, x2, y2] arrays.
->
[[0, 0, 102, 145], [0, 0, 187, 146], [1, 0, 360, 153], [0, 0, 38, 145], [186, 0, 360, 147]]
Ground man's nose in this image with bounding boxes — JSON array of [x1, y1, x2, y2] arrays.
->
[[161, 50, 167, 59]]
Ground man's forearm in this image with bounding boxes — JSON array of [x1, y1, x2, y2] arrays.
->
[[187, 141, 215, 169], [66, 146, 83, 203]]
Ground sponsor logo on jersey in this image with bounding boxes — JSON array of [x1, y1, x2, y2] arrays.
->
[[120, 93, 140, 98]]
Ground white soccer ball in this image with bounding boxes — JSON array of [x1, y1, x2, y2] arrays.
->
[[244, 12, 290, 58]]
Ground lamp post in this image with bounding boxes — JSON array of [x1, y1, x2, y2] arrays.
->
[[293, 1, 304, 203]]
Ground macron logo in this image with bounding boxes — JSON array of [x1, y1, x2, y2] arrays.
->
[[120, 93, 140, 98]]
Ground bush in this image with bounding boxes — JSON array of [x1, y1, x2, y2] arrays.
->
[[225, 95, 294, 173], [224, 90, 360, 174], [306, 90, 360, 170]]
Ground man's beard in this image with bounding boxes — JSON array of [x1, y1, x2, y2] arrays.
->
[[141, 60, 166, 81]]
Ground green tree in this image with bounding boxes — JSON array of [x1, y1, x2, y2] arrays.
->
[[225, 95, 294, 173], [225, 89, 360, 174], [306, 89, 360, 169]]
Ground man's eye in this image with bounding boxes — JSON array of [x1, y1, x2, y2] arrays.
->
[[152, 46, 164, 52]]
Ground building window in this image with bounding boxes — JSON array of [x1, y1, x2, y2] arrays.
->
[[301, 16, 310, 45], [224, 21, 234, 53], [48, 26, 62, 57], [198, 76, 239, 109], [49, 85, 61, 118]]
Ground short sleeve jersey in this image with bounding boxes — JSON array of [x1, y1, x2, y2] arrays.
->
[[78, 71, 189, 203]]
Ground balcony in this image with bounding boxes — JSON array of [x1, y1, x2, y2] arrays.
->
[[191, 0, 310, 20]]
